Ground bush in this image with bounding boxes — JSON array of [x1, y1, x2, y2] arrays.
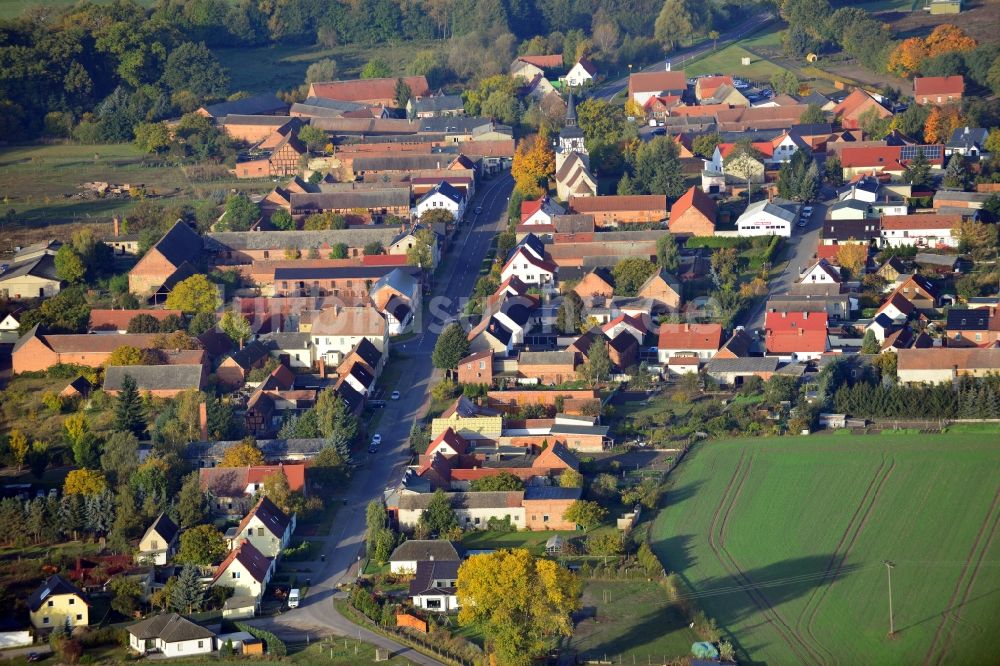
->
[[233, 622, 286, 656], [586, 532, 624, 555], [485, 516, 516, 532]]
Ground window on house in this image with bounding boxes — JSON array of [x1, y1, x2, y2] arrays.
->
[[258, 527, 265, 536], [543, 515, 549, 522], [75, 614, 82, 621], [68, 598, 75, 605], [264, 251, 270, 259], [150, 539, 158, 550], [47, 601, 54, 607], [232, 571, 240, 579], [43, 618, 50, 625]]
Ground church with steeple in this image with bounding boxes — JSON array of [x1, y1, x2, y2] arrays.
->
[[555, 92, 596, 200]]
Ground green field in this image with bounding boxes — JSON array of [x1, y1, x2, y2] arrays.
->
[[566, 580, 700, 661], [652, 434, 1000, 665]]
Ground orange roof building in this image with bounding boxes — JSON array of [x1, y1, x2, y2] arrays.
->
[[308, 77, 431, 107], [669, 186, 717, 237], [657, 323, 723, 360], [913, 76, 964, 106]]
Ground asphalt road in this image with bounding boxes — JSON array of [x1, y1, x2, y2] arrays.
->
[[741, 198, 829, 330], [248, 173, 514, 662], [592, 13, 775, 101]]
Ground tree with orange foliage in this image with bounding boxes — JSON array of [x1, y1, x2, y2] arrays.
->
[[887, 24, 976, 77], [887, 38, 928, 77], [924, 105, 963, 144], [511, 129, 555, 198], [924, 24, 977, 57]]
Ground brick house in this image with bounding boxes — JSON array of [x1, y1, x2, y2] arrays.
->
[[573, 269, 615, 303], [517, 351, 578, 385], [104, 364, 206, 398], [128, 221, 204, 299], [458, 350, 494, 385], [11, 328, 202, 374], [522, 487, 582, 530], [289, 189, 411, 224], [657, 323, 723, 361], [913, 76, 964, 106], [636, 269, 682, 311], [567, 195, 668, 227], [308, 76, 431, 107], [217, 341, 271, 388], [669, 186, 717, 237]]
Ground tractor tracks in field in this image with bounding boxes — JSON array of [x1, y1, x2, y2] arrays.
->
[[924, 484, 1000, 666], [798, 454, 896, 665], [707, 449, 826, 665]]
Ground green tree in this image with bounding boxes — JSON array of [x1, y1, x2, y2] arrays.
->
[[770, 70, 800, 96], [161, 42, 229, 97], [418, 489, 458, 536], [54, 246, 86, 283], [298, 125, 327, 153], [134, 122, 170, 153], [305, 58, 337, 84], [219, 310, 252, 346], [612, 257, 656, 296], [433, 323, 471, 372], [114, 374, 146, 437], [314, 390, 358, 441], [188, 311, 216, 336], [220, 195, 260, 232], [394, 78, 413, 108], [563, 499, 607, 530], [329, 243, 348, 259], [657, 234, 680, 272], [170, 564, 205, 613], [861, 329, 880, 354], [457, 549, 581, 666], [360, 58, 391, 79], [631, 136, 684, 197], [799, 104, 827, 125], [943, 156, 970, 190], [469, 472, 525, 492], [903, 149, 932, 188], [165, 274, 220, 314], [578, 339, 611, 386], [100, 431, 139, 487], [406, 228, 437, 267], [556, 291, 585, 334], [692, 132, 722, 159], [363, 241, 384, 256], [127, 313, 160, 333], [177, 524, 227, 565], [110, 576, 143, 616], [654, 0, 700, 50], [372, 528, 397, 565], [725, 139, 765, 202], [177, 471, 206, 528], [259, 470, 293, 513], [270, 209, 295, 231], [559, 469, 584, 488]]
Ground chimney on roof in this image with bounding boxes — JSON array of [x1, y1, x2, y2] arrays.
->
[[684, 323, 690, 332]]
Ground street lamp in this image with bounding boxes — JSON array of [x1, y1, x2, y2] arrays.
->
[[627, 64, 633, 77], [882, 560, 895, 637]]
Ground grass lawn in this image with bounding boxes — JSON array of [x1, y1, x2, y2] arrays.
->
[[0, 142, 268, 244], [565, 580, 700, 662], [652, 433, 1000, 665], [683, 43, 789, 86], [461, 529, 581, 556], [213, 40, 441, 95]]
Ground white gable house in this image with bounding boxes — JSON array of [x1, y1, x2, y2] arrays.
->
[[415, 181, 466, 221], [736, 200, 798, 238], [564, 58, 596, 87]]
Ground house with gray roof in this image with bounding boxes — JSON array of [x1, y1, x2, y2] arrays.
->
[[407, 94, 466, 119], [946, 126, 989, 159], [389, 540, 461, 574], [0, 253, 61, 300], [736, 199, 799, 238], [104, 365, 205, 397], [128, 613, 216, 657], [199, 93, 286, 120]]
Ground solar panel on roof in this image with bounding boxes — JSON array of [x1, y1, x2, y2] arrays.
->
[[900, 145, 942, 160]]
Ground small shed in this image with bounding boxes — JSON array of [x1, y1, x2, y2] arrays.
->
[[692, 641, 720, 659], [215, 631, 256, 654], [545, 535, 564, 555], [60, 376, 94, 399]]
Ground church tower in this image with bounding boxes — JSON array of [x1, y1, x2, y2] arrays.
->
[[556, 92, 588, 171]]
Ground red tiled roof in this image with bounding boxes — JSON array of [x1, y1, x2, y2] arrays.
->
[[213, 540, 271, 583], [516, 54, 565, 69], [914, 75, 964, 97], [766, 329, 828, 353], [657, 324, 723, 350], [629, 70, 687, 94], [697, 75, 734, 97], [89, 309, 183, 332], [309, 76, 430, 103], [718, 142, 774, 159], [881, 214, 962, 230], [670, 186, 717, 222], [765, 310, 828, 334], [425, 427, 469, 456], [878, 291, 916, 317], [502, 246, 558, 275], [521, 199, 543, 221], [568, 195, 668, 213], [361, 254, 409, 267]]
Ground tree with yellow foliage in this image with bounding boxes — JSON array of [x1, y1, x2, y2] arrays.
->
[[220, 438, 264, 467], [952, 219, 998, 258], [887, 24, 976, 77], [924, 105, 963, 144], [836, 242, 869, 278], [458, 549, 581, 666], [9, 429, 29, 471], [511, 130, 555, 197], [64, 469, 108, 496]]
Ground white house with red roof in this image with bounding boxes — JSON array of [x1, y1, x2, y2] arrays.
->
[[657, 323, 723, 362], [602, 314, 646, 345], [501, 235, 558, 288], [879, 214, 961, 248], [229, 496, 295, 558], [564, 57, 597, 87], [212, 540, 274, 601], [799, 259, 842, 285], [764, 311, 829, 360], [425, 427, 470, 458], [628, 70, 687, 106], [520, 198, 565, 227]]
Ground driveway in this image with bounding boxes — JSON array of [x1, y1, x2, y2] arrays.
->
[[741, 199, 829, 330], [247, 174, 515, 662], [592, 13, 775, 101]]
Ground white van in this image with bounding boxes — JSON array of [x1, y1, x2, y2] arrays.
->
[[288, 589, 300, 609]]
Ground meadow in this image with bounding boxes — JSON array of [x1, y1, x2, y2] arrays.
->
[[651, 433, 1000, 665]]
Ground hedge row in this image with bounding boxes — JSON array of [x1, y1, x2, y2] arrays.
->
[[233, 621, 287, 656]]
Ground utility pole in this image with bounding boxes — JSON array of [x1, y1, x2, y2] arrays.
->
[[882, 560, 895, 637]]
